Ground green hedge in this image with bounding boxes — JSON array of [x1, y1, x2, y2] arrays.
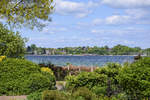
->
[[42, 87, 97, 100], [0, 58, 56, 95], [27, 92, 42, 100], [65, 72, 107, 90], [42, 90, 70, 100], [65, 63, 122, 96], [117, 57, 150, 99]]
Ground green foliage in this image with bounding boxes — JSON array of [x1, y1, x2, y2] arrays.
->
[[93, 63, 122, 96], [111, 44, 141, 55], [28, 73, 55, 93], [26, 44, 144, 55], [0, 0, 54, 29], [91, 86, 107, 96], [0, 58, 56, 95], [42, 88, 97, 100], [94, 63, 122, 84], [42, 90, 70, 100], [66, 63, 123, 97], [117, 57, 150, 99], [0, 23, 26, 57], [143, 48, 150, 56], [73, 87, 98, 100], [65, 72, 107, 92], [27, 92, 42, 100], [95, 63, 121, 77]]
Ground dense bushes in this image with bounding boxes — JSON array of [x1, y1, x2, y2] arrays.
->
[[66, 63, 122, 97], [0, 58, 56, 95], [42, 87, 97, 100], [1, 56, 150, 100], [72, 87, 97, 100], [94, 63, 122, 96], [65, 58, 150, 99], [27, 92, 42, 100], [42, 90, 70, 100], [117, 57, 150, 99], [65, 72, 107, 91]]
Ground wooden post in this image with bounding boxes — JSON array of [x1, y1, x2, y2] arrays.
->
[[91, 66, 93, 72], [79, 66, 81, 72]]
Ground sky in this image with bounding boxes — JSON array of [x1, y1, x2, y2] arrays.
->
[[20, 0, 150, 49]]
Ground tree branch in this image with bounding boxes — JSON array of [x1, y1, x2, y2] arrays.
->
[[13, 0, 24, 9]]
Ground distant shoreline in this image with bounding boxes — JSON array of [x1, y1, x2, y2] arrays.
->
[[25, 54, 146, 57]]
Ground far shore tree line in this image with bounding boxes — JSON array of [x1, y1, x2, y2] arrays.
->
[[26, 44, 150, 56]]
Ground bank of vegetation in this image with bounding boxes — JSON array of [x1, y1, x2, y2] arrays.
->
[[26, 44, 150, 56]]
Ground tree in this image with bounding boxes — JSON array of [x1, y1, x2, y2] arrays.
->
[[30, 44, 37, 51], [0, 0, 54, 29], [0, 23, 26, 57]]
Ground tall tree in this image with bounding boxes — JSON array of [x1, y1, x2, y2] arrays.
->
[[0, 23, 26, 57], [0, 0, 54, 29]]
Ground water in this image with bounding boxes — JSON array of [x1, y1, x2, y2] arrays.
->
[[25, 55, 134, 67]]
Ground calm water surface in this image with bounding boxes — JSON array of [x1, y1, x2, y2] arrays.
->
[[25, 55, 134, 67]]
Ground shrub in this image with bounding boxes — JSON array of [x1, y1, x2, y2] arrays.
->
[[27, 73, 55, 93], [42, 88, 98, 100], [91, 86, 107, 96], [41, 67, 54, 75], [0, 58, 56, 95], [117, 57, 150, 99], [42, 90, 70, 100], [27, 92, 42, 100], [94, 63, 121, 79], [65, 63, 122, 97], [65, 72, 107, 90], [94, 63, 122, 97], [72, 87, 98, 100], [0, 56, 6, 62]]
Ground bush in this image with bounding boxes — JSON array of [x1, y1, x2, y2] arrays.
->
[[65, 63, 122, 97], [0, 56, 6, 62], [27, 92, 42, 100], [117, 57, 150, 99], [42, 90, 70, 100], [65, 72, 107, 90], [94, 63, 122, 97], [0, 58, 56, 95], [94, 63, 121, 80], [41, 67, 54, 75], [27, 73, 55, 93], [42, 88, 98, 100], [91, 86, 107, 96], [72, 87, 98, 100]]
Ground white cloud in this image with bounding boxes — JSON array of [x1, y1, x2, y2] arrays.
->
[[105, 15, 131, 25], [91, 15, 132, 26], [42, 27, 68, 34], [102, 0, 150, 9], [91, 27, 148, 36], [92, 19, 103, 25], [90, 8, 150, 25], [55, 0, 101, 18]]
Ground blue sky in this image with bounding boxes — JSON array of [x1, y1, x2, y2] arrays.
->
[[20, 0, 150, 49]]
